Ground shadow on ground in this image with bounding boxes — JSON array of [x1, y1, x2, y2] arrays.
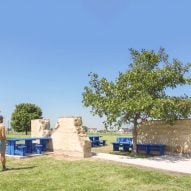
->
[[5, 166, 37, 171]]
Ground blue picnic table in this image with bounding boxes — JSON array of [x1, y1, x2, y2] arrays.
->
[[6, 137, 51, 156], [112, 137, 133, 151], [112, 137, 165, 155], [89, 136, 106, 147]]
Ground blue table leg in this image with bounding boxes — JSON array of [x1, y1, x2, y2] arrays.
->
[[113, 143, 119, 151], [7, 141, 16, 155], [160, 146, 164, 155], [25, 140, 33, 153], [40, 139, 48, 151]]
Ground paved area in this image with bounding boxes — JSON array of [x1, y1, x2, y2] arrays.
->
[[92, 153, 191, 175], [6, 152, 54, 159]]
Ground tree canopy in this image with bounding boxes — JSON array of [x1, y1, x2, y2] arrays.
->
[[82, 48, 191, 153], [82, 126, 88, 133], [11, 103, 42, 135]]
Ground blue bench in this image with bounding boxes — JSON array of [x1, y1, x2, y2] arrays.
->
[[149, 144, 165, 155], [112, 137, 133, 151], [15, 145, 27, 156], [34, 144, 43, 154], [89, 136, 106, 147], [137, 144, 165, 156]]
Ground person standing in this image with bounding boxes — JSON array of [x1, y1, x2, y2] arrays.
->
[[0, 115, 7, 171]]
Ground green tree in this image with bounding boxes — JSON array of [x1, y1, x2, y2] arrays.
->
[[82, 48, 191, 153], [82, 126, 88, 133], [11, 103, 42, 135]]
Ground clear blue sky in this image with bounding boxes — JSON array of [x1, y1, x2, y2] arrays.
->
[[0, 0, 191, 129]]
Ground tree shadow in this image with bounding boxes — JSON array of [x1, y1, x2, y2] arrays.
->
[[148, 155, 191, 163]]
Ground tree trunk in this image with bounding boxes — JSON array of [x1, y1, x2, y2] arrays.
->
[[25, 127, 28, 135], [132, 118, 138, 154]]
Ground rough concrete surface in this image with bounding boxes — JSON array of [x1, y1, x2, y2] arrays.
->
[[92, 153, 191, 175]]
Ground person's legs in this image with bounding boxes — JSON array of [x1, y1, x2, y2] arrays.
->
[[0, 140, 7, 171], [1, 152, 6, 170]]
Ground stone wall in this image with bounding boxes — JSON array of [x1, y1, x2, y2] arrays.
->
[[137, 119, 191, 154], [50, 116, 92, 158], [31, 119, 51, 138]]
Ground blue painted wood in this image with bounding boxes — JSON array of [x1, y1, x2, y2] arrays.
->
[[112, 137, 133, 151], [116, 137, 133, 144], [122, 143, 133, 152], [16, 145, 27, 156], [89, 136, 106, 147], [39, 138, 50, 151], [112, 143, 120, 151], [35, 144, 43, 154], [137, 144, 165, 155], [6, 137, 51, 156]]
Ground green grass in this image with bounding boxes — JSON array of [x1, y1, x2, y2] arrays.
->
[[6, 131, 31, 138], [3, 132, 190, 190], [1, 155, 191, 191]]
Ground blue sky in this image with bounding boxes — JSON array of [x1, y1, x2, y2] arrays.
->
[[0, 0, 191, 129]]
